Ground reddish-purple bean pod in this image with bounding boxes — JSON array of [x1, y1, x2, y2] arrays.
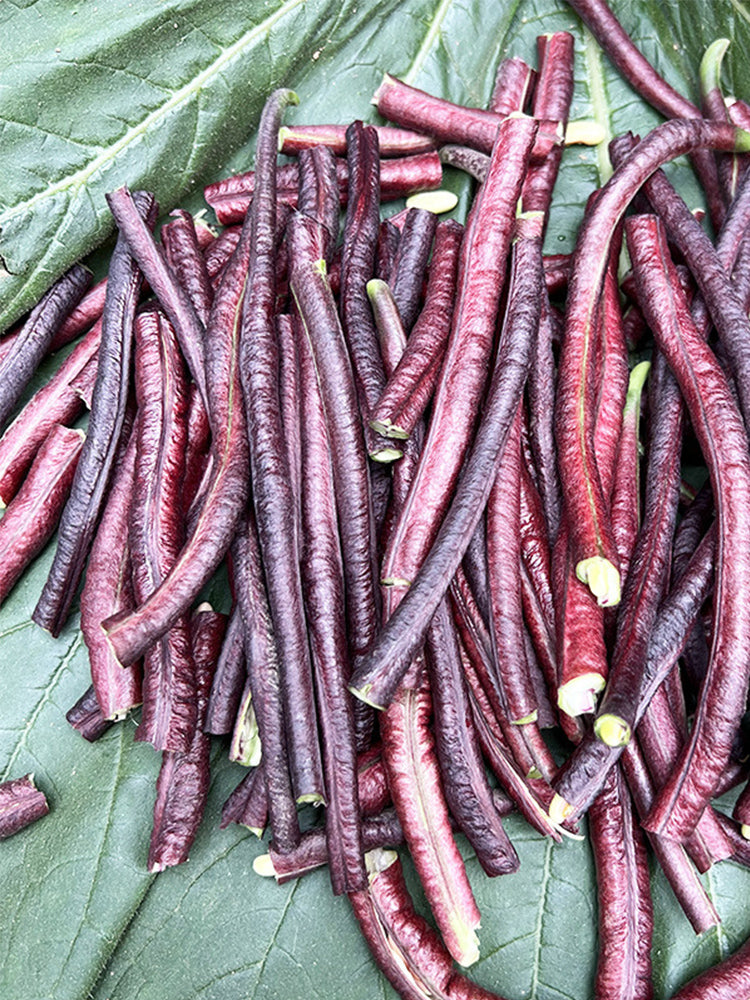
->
[[527, 296, 563, 542], [487, 408, 538, 725], [296, 144, 341, 261], [370, 219, 462, 440], [205, 153, 443, 223], [278, 122, 437, 157], [0, 423, 83, 605], [255, 809, 404, 884], [489, 55, 536, 115], [374, 74, 510, 153], [366, 116, 538, 651], [103, 198, 251, 668], [161, 208, 214, 328], [556, 119, 750, 609], [128, 308, 196, 753], [147, 607, 222, 872], [350, 205, 544, 710], [80, 424, 142, 723], [0, 774, 49, 839], [220, 764, 268, 835], [588, 767, 653, 1000], [625, 215, 750, 841], [520, 32, 575, 219], [438, 145, 490, 182], [0, 320, 101, 506], [33, 190, 156, 638], [668, 934, 750, 999], [0, 264, 90, 432], [50, 278, 107, 352], [379, 675, 482, 968]]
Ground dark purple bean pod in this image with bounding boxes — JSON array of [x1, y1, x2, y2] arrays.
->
[[0, 774, 49, 839], [147, 607, 222, 872], [350, 207, 543, 709], [298, 325, 365, 893], [371, 219, 462, 441], [376, 219, 401, 280], [388, 207, 437, 332], [0, 264, 90, 432], [161, 208, 214, 328], [204, 226, 241, 280], [626, 216, 750, 842], [588, 766, 653, 1000], [635, 163, 750, 438], [205, 605, 247, 735], [354, 126, 538, 711], [33, 190, 156, 637], [106, 186, 208, 406], [220, 764, 268, 835], [557, 120, 750, 610], [564, 0, 725, 227], [239, 89, 324, 804], [128, 308, 196, 753], [0, 320, 100, 507], [279, 122, 437, 156], [287, 212, 380, 662], [65, 686, 115, 742], [426, 598, 520, 876], [79, 423, 142, 722], [232, 513, 300, 851], [339, 121, 396, 459], [103, 199, 251, 668], [527, 296, 563, 542], [0, 423, 83, 605]]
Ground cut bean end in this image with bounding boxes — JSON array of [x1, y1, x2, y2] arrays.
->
[[575, 556, 621, 607], [557, 672, 606, 718], [253, 854, 277, 877], [369, 445, 404, 463], [512, 710, 539, 726], [348, 682, 386, 711], [593, 713, 631, 748], [369, 418, 409, 440], [549, 793, 574, 826], [742, 825, 750, 841]]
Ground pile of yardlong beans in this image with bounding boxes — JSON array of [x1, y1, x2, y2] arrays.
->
[[5, 0, 750, 996]]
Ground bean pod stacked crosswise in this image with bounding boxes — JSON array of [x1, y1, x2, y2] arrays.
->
[[5, 0, 750, 997]]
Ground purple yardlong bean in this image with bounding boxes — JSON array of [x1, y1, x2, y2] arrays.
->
[[388, 207, 437, 332], [240, 89, 324, 805], [0, 264, 90, 432], [34, 190, 156, 637]]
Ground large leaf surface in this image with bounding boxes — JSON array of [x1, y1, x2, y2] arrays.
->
[[3, 2, 750, 998]]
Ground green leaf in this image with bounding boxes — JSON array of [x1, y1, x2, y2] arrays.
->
[[3, 2, 750, 999]]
